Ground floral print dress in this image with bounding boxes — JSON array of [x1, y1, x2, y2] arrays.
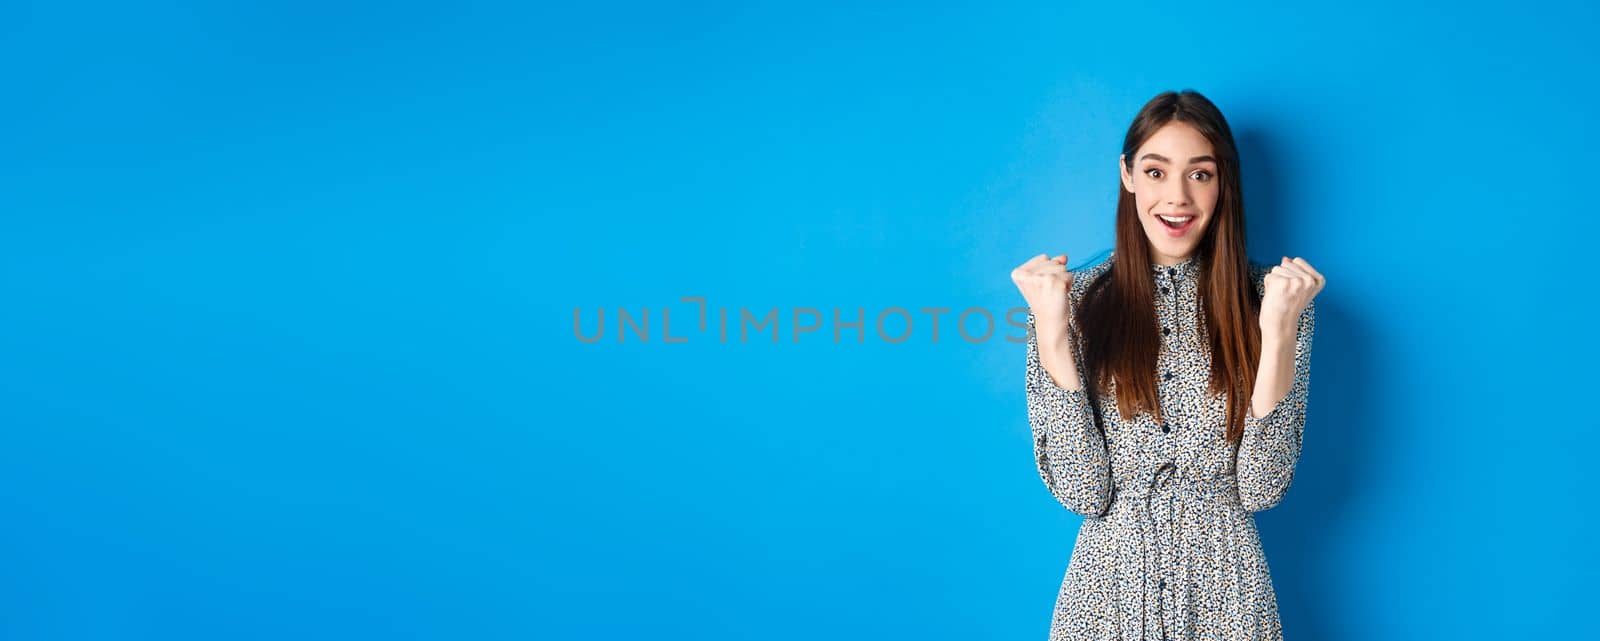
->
[[1024, 251, 1316, 641]]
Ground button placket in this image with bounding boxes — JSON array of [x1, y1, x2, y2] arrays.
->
[[1153, 262, 1188, 439]]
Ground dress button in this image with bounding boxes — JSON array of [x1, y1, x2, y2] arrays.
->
[[1162, 425, 1170, 433], [1159, 579, 1166, 589], [1162, 327, 1171, 336], [1160, 286, 1169, 294], [1167, 268, 1175, 277], [1163, 371, 1174, 380]]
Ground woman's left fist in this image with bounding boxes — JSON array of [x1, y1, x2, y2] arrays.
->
[[1260, 256, 1325, 341]]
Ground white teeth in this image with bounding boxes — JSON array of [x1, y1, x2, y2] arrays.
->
[[1159, 215, 1193, 224]]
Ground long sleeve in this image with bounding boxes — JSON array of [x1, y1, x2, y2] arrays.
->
[[1025, 309, 1112, 518], [1237, 298, 1316, 512]]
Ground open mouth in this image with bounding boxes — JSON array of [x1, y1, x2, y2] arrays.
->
[[1156, 214, 1197, 235]]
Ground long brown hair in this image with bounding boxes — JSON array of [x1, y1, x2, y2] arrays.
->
[[1076, 90, 1260, 444]]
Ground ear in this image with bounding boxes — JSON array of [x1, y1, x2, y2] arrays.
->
[[1118, 153, 1134, 193]]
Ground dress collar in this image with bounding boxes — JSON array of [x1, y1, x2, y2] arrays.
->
[[1150, 254, 1200, 280]]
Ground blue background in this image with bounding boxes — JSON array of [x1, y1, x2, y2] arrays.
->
[[3, 1, 1593, 639]]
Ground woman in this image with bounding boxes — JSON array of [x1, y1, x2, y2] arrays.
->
[[1009, 90, 1326, 641]]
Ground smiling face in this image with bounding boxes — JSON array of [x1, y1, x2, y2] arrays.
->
[[1119, 121, 1221, 265]]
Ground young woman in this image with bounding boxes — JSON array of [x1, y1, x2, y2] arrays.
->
[[1009, 90, 1326, 641]]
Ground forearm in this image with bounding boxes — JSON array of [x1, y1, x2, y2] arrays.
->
[[1250, 334, 1296, 419], [1035, 330, 1084, 392]]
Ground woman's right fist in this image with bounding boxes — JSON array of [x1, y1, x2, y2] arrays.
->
[[1011, 253, 1073, 330]]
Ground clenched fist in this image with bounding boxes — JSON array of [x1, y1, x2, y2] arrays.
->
[[1261, 256, 1325, 341], [1011, 253, 1074, 340]]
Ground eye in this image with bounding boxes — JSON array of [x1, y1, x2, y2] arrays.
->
[[1144, 168, 1164, 179], [1191, 170, 1214, 181]]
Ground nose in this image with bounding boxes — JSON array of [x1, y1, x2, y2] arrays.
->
[[1165, 179, 1191, 207]]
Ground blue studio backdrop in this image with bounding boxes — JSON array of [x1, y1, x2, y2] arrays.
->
[[3, 1, 1594, 639]]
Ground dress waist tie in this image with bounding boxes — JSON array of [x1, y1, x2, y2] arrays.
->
[[1111, 463, 1242, 641]]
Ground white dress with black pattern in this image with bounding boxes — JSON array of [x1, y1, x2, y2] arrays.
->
[[1024, 251, 1315, 641]]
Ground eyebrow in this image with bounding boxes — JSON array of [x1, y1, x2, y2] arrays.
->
[[1138, 153, 1216, 165]]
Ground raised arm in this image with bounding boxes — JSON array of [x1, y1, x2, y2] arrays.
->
[[1024, 308, 1112, 519], [1237, 297, 1316, 512]]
